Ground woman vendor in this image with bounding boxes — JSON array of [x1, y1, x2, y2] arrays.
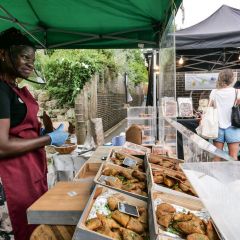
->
[[0, 27, 68, 240]]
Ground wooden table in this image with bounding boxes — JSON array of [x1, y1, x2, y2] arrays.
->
[[87, 146, 121, 163], [29, 146, 118, 239]]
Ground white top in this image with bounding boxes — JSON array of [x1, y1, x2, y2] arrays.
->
[[210, 87, 237, 129]]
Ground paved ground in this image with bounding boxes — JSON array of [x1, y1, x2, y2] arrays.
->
[[104, 100, 146, 144], [104, 119, 127, 144]]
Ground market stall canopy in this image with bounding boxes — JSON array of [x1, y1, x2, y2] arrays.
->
[[0, 0, 182, 49], [175, 5, 240, 71]]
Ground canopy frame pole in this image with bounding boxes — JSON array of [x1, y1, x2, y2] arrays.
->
[[210, 54, 223, 71], [49, 35, 156, 48], [0, 15, 42, 29], [216, 62, 240, 70], [0, 5, 46, 48], [187, 58, 224, 66], [102, 35, 156, 45], [49, 36, 99, 48], [180, 65, 208, 71], [48, 28, 98, 37]]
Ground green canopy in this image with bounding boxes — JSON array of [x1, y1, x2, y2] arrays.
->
[[0, 0, 181, 49]]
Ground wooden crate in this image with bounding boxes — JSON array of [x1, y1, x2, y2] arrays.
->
[[150, 190, 205, 236], [73, 185, 147, 240], [94, 162, 148, 201], [27, 181, 92, 225], [74, 162, 101, 181]]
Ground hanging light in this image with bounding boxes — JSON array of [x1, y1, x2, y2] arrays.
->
[[178, 56, 184, 65]]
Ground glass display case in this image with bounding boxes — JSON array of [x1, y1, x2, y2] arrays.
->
[[182, 161, 240, 240], [127, 106, 156, 144], [161, 117, 234, 162]]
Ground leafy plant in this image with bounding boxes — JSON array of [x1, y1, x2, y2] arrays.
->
[[34, 49, 147, 107]]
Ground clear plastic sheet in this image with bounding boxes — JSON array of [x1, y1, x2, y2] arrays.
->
[[165, 117, 234, 162], [127, 107, 157, 144], [181, 161, 240, 240]]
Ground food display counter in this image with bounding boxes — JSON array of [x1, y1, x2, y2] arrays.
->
[[28, 133, 237, 240]]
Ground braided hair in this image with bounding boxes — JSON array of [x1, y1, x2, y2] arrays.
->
[[0, 27, 34, 49]]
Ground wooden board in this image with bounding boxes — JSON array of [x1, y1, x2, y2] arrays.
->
[[73, 185, 147, 240], [30, 225, 75, 240], [74, 162, 101, 181], [27, 181, 92, 225]]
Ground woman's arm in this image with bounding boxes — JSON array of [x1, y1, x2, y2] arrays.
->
[[0, 118, 51, 159], [236, 89, 240, 105]]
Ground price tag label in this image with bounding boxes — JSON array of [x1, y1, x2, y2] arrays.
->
[[98, 175, 117, 183], [67, 191, 78, 197], [118, 202, 139, 217], [122, 157, 137, 167]]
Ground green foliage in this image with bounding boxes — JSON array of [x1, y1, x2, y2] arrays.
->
[[127, 50, 148, 86], [35, 49, 147, 107], [37, 49, 117, 107], [113, 49, 148, 87]]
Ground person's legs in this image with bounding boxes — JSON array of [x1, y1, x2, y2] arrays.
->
[[213, 141, 224, 161], [227, 143, 239, 160], [225, 126, 240, 160], [212, 128, 225, 161]]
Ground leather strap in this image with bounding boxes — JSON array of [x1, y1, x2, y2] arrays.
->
[[234, 89, 238, 106]]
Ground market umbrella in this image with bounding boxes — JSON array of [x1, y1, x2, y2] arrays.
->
[[0, 0, 182, 49]]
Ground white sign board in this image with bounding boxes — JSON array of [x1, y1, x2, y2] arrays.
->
[[185, 73, 218, 90]]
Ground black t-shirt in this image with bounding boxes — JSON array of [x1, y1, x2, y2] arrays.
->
[[0, 81, 27, 127]]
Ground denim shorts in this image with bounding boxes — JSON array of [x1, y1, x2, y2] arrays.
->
[[214, 126, 240, 143]]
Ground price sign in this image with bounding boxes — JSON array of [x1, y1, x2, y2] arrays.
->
[[118, 202, 139, 217], [98, 175, 117, 183], [122, 157, 137, 167]]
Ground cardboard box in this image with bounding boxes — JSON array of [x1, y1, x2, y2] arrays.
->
[[146, 154, 197, 200], [106, 149, 146, 172], [94, 162, 148, 201], [150, 190, 205, 237], [73, 185, 148, 240], [74, 162, 101, 182], [148, 163, 198, 200], [27, 181, 92, 225], [122, 141, 151, 157]]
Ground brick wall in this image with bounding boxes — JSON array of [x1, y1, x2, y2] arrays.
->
[[176, 72, 208, 110], [97, 93, 143, 132], [176, 70, 240, 110]]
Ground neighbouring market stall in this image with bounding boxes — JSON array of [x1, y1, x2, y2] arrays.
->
[[175, 4, 240, 72], [0, 1, 239, 240]]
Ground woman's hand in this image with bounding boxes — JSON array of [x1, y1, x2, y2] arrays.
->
[[47, 124, 69, 146]]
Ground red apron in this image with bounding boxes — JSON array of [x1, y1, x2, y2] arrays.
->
[[0, 85, 48, 240]]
